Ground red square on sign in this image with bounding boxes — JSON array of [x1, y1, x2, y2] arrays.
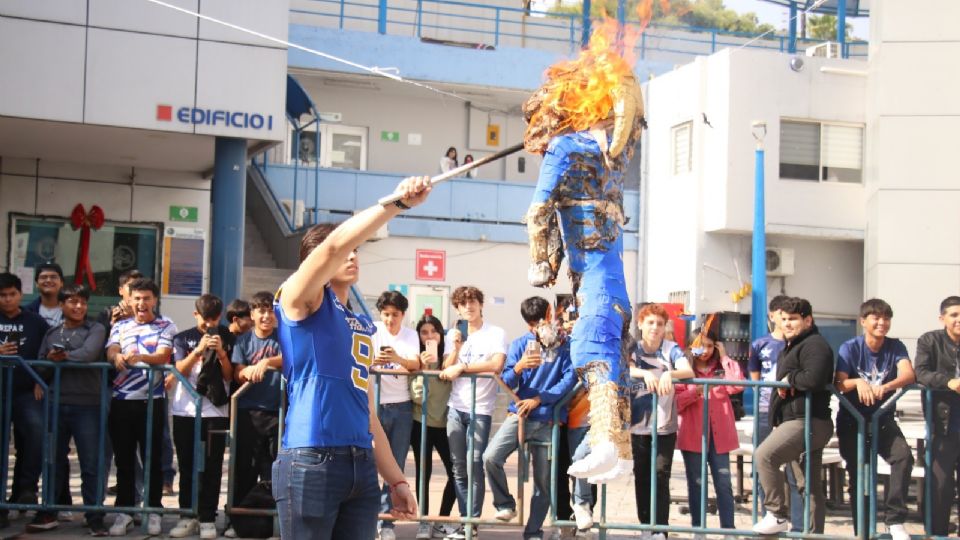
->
[[415, 249, 445, 282], [156, 105, 172, 121]]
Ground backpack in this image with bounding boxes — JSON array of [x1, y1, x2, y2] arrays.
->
[[230, 481, 275, 538]]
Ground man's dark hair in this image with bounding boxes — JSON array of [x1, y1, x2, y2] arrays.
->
[[0, 272, 22, 292], [299, 223, 339, 263], [769, 294, 790, 312], [226, 299, 251, 322], [940, 296, 960, 315], [194, 294, 223, 320], [451, 286, 484, 308], [58, 284, 90, 303], [250, 291, 274, 311], [127, 278, 160, 298], [376, 291, 409, 314], [34, 261, 64, 283], [860, 298, 893, 319], [781, 297, 813, 318], [520, 296, 550, 325], [118, 269, 144, 287]]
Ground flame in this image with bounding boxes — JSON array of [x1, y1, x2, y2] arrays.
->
[[528, 1, 672, 135]]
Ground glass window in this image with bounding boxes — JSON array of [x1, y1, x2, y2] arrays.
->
[[780, 119, 863, 184], [9, 213, 161, 299], [780, 121, 820, 181], [821, 124, 863, 183]]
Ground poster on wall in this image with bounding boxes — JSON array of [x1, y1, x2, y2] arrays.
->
[[162, 227, 205, 296]]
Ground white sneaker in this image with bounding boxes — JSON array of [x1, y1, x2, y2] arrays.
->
[[416, 523, 433, 539], [379, 528, 396, 540], [147, 514, 162, 536], [753, 512, 790, 535], [494, 507, 517, 521], [572, 502, 594, 530], [432, 524, 454, 538], [224, 527, 237, 538], [567, 441, 617, 479], [59, 511, 75, 522], [170, 518, 199, 538], [199, 522, 217, 539], [888, 524, 909, 540], [109, 514, 134, 537]]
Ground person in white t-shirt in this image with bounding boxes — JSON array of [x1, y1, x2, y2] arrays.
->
[[439, 286, 506, 537], [370, 290, 420, 539]]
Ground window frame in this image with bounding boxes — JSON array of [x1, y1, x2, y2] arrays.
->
[[670, 120, 693, 176], [779, 118, 864, 184]]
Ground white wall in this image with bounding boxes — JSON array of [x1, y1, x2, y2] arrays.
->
[[0, 157, 213, 330], [357, 236, 639, 339], [293, 79, 543, 182], [0, 1, 288, 142], [864, 0, 960, 343]]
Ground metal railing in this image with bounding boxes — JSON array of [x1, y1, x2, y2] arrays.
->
[[291, 0, 869, 59], [0, 358, 205, 527]]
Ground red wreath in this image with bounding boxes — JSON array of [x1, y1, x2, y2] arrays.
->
[[70, 204, 105, 290]]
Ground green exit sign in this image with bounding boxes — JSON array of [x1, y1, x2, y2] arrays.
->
[[169, 205, 198, 222], [381, 130, 400, 142]]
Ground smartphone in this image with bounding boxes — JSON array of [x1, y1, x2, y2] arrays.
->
[[5, 331, 21, 350], [379, 346, 394, 353], [51, 343, 65, 352], [425, 340, 439, 366], [456, 319, 469, 340], [205, 326, 217, 337]]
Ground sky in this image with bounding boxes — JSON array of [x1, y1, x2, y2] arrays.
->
[[723, 0, 870, 39]]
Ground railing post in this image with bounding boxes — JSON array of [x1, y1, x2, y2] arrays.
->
[[710, 29, 716, 53], [416, 0, 423, 38], [378, 0, 387, 34], [581, 0, 591, 48], [494, 8, 500, 48], [339, 0, 345, 29]]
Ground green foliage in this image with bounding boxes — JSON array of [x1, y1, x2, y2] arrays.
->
[[545, 0, 777, 35], [807, 14, 852, 41]]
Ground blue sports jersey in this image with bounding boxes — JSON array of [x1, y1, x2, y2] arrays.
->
[[275, 285, 375, 449], [836, 335, 909, 424], [747, 334, 786, 412]]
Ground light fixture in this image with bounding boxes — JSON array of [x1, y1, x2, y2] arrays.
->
[[789, 57, 804, 72]]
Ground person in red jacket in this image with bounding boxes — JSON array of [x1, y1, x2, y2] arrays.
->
[[676, 325, 743, 535]]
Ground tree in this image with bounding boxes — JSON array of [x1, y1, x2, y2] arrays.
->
[[807, 14, 852, 41], [547, 0, 776, 35]]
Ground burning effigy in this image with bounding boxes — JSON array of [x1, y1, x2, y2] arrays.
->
[[522, 17, 645, 483]]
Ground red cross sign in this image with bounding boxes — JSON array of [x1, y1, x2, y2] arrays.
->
[[415, 249, 446, 282]]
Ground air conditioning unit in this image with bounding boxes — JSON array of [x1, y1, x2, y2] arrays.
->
[[766, 247, 795, 277], [805, 42, 840, 58]]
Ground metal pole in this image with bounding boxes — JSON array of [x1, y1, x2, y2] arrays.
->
[[750, 121, 768, 344], [466, 377, 477, 540], [837, 0, 847, 58], [803, 393, 811, 534], [788, 1, 797, 54], [581, 0, 591, 48], [378, 0, 387, 34], [700, 384, 709, 530], [649, 392, 659, 533]]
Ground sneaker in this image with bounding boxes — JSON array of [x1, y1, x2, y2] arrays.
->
[[432, 524, 455, 538], [224, 527, 238, 538], [26, 513, 59, 532], [147, 514, 162, 536], [572, 502, 593, 530], [889, 524, 909, 540], [494, 507, 517, 521], [59, 511, 75, 522], [417, 523, 433, 539], [445, 526, 467, 540], [379, 528, 396, 540], [109, 514, 133, 537], [753, 513, 790, 535], [199, 522, 217, 539], [169, 518, 199, 538], [88, 519, 109, 537]]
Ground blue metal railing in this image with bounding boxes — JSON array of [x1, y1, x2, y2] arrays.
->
[[291, 0, 869, 59]]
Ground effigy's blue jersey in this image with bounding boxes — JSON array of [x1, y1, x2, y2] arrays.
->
[[533, 131, 631, 383], [275, 285, 376, 449]]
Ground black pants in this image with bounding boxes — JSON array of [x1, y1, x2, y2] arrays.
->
[[410, 420, 456, 516], [837, 417, 913, 534], [555, 427, 572, 521], [108, 399, 166, 510], [632, 432, 676, 529], [172, 415, 228, 522], [930, 433, 960, 536], [232, 409, 279, 507]]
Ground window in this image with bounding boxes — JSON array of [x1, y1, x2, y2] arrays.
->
[[9, 213, 161, 298], [289, 124, 368, 170], [671, 121, 692, 175], [780, 120, 863, 183]]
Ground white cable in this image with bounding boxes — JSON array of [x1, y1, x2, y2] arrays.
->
[[737, 0, 830, 51], [142, 0, 469, 103]]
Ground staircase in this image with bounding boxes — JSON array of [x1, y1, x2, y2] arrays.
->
[[242, 216, 290, 299]]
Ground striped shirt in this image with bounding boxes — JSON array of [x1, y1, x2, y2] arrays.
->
[[106, 316, 177, 400]]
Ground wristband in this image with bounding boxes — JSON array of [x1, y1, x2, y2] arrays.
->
[[393, 199, 411, 210], [389, 480, 409, 492]]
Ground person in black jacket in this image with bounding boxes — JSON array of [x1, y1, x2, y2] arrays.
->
[[913, 295, 960, 537], [752, 297, 834, 535]]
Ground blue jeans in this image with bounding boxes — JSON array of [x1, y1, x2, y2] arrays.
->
[[377, 401, 412, 530], [568, 426, 592, 506], [757, 411, 803, 532], [11, 392, 44, 499], [483, 416, 551, 539], [681, 437, 735, 529], [446, 408, 492, 518], [273, 447, 379, 540], [56, 405, 106, 521]]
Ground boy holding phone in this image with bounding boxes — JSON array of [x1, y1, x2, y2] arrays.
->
[[370, 291, 419, 540]]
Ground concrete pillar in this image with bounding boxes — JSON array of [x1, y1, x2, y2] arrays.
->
[[210, 137, 246, 305]]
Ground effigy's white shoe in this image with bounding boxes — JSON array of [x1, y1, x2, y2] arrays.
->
[[587, 458, 632, 484], [568, 441, 617, 478]]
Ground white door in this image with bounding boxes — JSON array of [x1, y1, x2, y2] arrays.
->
[[407, 285, 450, 329]]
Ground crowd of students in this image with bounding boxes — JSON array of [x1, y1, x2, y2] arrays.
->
[[0, 264, 283, 538]]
